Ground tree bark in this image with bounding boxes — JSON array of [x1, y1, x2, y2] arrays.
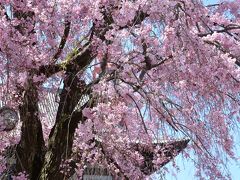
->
[[16, 79, 45, 180], [39, 71, 88, 180]]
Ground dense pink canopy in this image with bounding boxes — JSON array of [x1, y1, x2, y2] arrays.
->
[[0, 0, 239, 179]]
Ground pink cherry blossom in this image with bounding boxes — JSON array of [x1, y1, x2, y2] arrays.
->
[[0, 0, 239, 180]]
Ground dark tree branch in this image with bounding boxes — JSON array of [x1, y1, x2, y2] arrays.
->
[[37, 43, 95, 79], [203, 39, 240, 67], [198, 25, 240, 38], [52, 20, 71, 61], [205, 3, 223, 7], [119, 10, 149, 30]]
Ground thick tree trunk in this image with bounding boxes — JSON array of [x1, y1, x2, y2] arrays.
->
[[38, 39, 94, 180], [39, 73, 87, 180], [15, 80, 45, 180], [39, 110, 84, 180]]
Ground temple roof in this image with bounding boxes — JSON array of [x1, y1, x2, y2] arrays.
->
[[83, 138, 190, 177], [132, 138, 190, 175]]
